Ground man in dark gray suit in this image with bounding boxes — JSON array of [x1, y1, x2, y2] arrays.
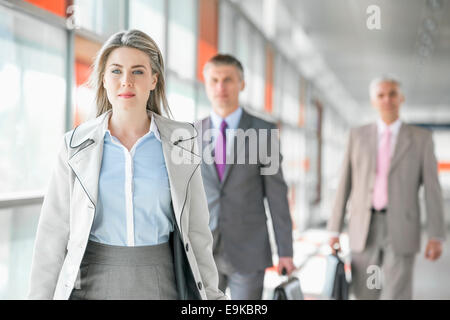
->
[[194, 54, 295, 299]]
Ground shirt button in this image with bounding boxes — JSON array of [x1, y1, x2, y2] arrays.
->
[[185, 243, 189, 252], [197, 282, 202, 290]]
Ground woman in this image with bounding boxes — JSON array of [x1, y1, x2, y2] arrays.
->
[[28, 30, 226, 300]]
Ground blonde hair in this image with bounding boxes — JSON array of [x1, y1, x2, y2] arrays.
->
[[90, 29, 171, 117]]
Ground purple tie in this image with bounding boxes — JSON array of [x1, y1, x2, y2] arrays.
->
[[215, 120, 227, 181]]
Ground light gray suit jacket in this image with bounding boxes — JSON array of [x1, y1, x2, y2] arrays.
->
[[328, 122, 446, 254], [194, 109, 293, 273]]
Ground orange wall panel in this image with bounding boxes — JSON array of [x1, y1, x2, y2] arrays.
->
[[24, 0, 67, 17], [75, 60, 91, 87], [264, 45, 274, 113], [438, 162, 450, 172], [197, 0, 218, 82]]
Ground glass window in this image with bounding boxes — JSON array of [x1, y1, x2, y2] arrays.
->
[[272, 53, 284, 118], [280, 63, 299, 125], [167, 75, 196, 123], [280, 127, 303, 185], [74, 0, 125, 36], [279, 126, 306, 230], [218, 0, 235, 54], [235, 17, 251, 107], [0, 204, 41, 299], [196, 85, 212, 121], [129, 0, 166, 57], [74, 60, 96, 125], [168, 0, 196, 80], [0, 5, 67, 195], [249, 33, 265, 111]]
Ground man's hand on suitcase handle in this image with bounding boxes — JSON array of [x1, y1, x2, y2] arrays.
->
[[329, 236, 341, 255], [278, 257, 295, 276]]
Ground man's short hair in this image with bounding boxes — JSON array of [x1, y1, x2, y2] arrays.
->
[[203, 54, 244, 80], [369, 74, 402, 98]]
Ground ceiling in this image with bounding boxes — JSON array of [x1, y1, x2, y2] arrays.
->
[[283, 0, 450, 125], [237, 0, 450, 125]]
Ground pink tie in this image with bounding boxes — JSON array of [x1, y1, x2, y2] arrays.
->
[[372, 128, 391, 210]]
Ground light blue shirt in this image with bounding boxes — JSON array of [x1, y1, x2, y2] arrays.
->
[[89, 112, 174, 246], [210, 107, 243, 154]]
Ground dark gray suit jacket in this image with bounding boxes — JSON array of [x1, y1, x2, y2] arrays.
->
[[194, 109, 293, 273]]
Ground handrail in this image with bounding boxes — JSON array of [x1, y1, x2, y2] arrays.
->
[[0, 192, 44, 209]]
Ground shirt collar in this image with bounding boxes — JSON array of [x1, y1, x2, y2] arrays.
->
[[149, 111, 161, 141], [377, 117, 402, 136], [103, 109, 161, 142], [210, 107, 243, 130]]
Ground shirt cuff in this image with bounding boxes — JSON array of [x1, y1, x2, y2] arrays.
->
[[327, 231, 340, 238]]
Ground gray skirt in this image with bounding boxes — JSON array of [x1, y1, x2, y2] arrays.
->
[[69, 240, 178, 300]]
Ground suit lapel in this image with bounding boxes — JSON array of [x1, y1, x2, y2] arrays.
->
[[200, 117, 221, 185], [368, 123, 378, 186], [389, 123, 411, 173], [220, 110, 252, 187]]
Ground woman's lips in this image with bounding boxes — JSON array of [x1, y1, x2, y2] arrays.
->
[[118, 93, 135, 99]]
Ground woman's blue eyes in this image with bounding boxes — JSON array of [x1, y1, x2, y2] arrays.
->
[[111, 69, 144, 74]]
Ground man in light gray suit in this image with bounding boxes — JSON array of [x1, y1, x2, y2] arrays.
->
[[194, 54, 295, 299], [328, 75, 446, 299]]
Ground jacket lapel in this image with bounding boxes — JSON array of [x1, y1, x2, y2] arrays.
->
[[67, 113, 108, 209], [389, 123, 411, 173], [153, 113, 201, 231], [368, 123, 378, 176]]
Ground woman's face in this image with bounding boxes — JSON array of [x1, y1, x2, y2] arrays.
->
[[103, 47, 157, 112]]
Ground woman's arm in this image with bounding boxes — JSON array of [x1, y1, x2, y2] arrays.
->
[[187, 164, 228, 300], [185, 131, 227, 300], [28, 136, 71, 299]]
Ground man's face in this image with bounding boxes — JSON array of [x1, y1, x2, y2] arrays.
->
[[371, 81, 404, 121], [204, 64, 245, 111]]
